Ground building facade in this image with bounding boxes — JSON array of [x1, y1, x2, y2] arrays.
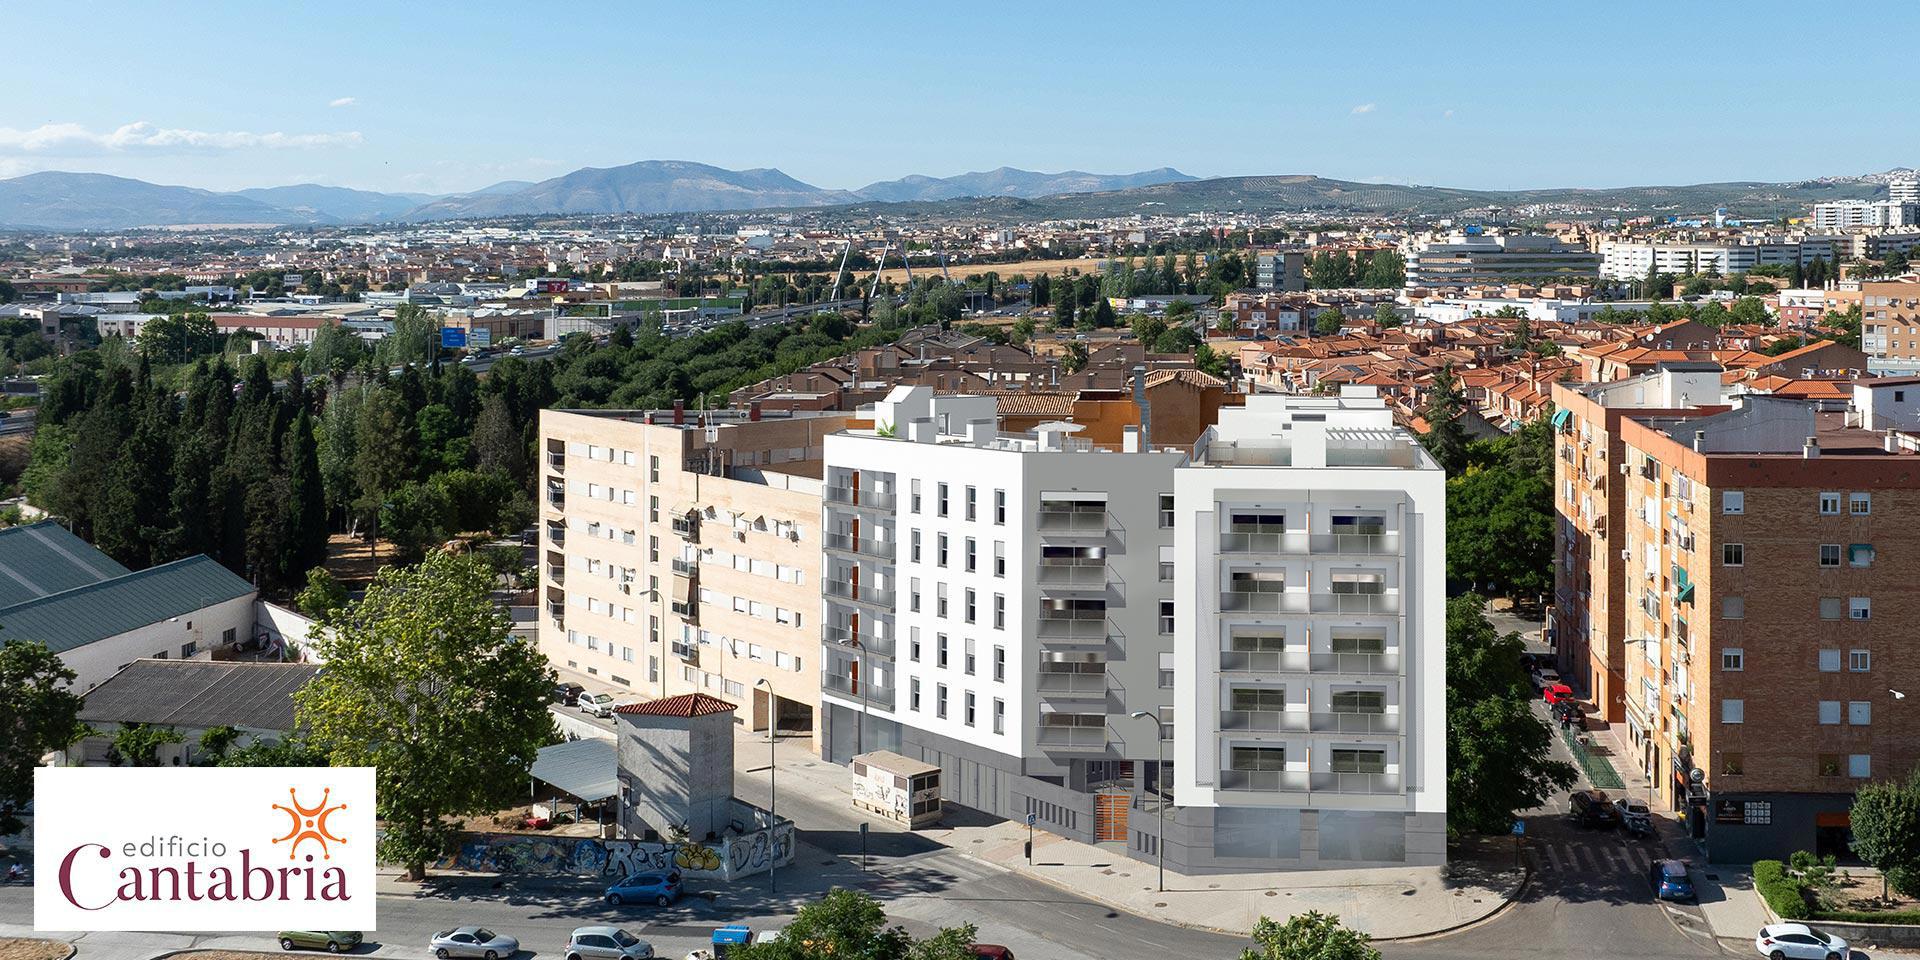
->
[[1404, 233, 1600, 290]]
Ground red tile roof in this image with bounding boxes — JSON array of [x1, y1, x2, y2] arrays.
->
[[613, 693, 738, 718]]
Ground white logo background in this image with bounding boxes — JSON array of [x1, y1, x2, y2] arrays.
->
[[35, 767, 376, 931]]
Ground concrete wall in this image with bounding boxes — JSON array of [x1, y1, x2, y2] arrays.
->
[[616, 711, 735, 842], [444, 817, 794, 881], [59, 593, 257, 693]]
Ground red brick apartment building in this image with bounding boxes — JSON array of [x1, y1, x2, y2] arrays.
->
[[1554, 369, 1920, 862]]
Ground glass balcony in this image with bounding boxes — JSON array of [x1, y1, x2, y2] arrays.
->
[[1218, 709, 1309, 732], [1310, 771, 1402, 794], [1219, 591, 1308, 613], [1220, 769, 1311, 791], [1035, 724, 1108, 749], [547, 452, 565, 470], [545, 525, 565, 546], [824, 625, 894, 659], [825, 578, 895, 610], [1220, 650, 1309, 672], [547, 602, 565, 623], [546, 565, 565, 585], [1309, 652, 1402, 675], [1310, 532, 1401, 555], [1035, 671, 1107, 697], [825, 486, 896, 511], [546, 488, 566, 509], [1310, 592, 1400, 614], [1037, 616, 1107, 640], [821, 672, 894, 708], [1220, 531, 1309, 555], [1035, 561, 1107, 589], [824, 531, 897, 562], [1309, 711, 1400, 734], [1035, 508, 1109, 536]]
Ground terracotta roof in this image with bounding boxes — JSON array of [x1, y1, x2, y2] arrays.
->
[[1143, 369, 1226, 389], [613, 693, 737, 718], [994, 394, 1076, 416]]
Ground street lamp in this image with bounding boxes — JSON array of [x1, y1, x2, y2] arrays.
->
[[755, 677, 777, 894], [1128, 709, 1166, 893]]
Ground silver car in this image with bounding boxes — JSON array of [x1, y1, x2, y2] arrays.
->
[[566, 926, 653, 960], [431, 927, 519, 960]]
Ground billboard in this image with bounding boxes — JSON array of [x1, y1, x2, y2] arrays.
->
[[471, 328, 492, 348], [439, 327, 468, 348]]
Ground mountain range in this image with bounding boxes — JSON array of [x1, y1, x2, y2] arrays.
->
[[0, 161, 1901, 231]]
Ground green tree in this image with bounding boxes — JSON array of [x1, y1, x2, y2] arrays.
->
[[109, 722, 184, 766], [0, 639, 85, 832], [1091, 298, 1117, 329], [1373, 302, 1402, 328], [296, 566, 349, 619], [197, 725, 241, 762], [471, 394, 527, 485], [1240, 911, 1378, 960], [1445, 595, 1577, 833], [219, 737, 329, 767], [1060, 341, 1090, 374], [1850, 771, 1920, 899], [282, 407, 329, 584], [1052, 293, 1075, 330], [1420, 364, 1471, 474], [352, 387, 418, 554], [1314, 308, 1345, 336], [732, 889, 975, 960], [297, 552, 555, 879]]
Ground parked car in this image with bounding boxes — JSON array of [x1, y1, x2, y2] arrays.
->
[[1533, 665, 1562, 691], [605, 870, 682, 906], [1615, 797, 1652, 834], [1567, 789, 1619, 828], [580, 693, 619, 718], [565, 927, 653, 960], [1552, 700, 1589, 729], [552, 682, 586, 706], [430, 927, 520, 960], [970, 947, 1017, 960], [1652, 859, 1695, 901], [1754, 922, 1849, 960], [277, 931, 362, 953]]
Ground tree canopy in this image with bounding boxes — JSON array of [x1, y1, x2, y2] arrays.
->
[[0, 639, 85, 833], [1446, 594, 1577, 833]]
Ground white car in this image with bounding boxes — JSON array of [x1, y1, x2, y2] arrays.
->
[[579, 693, 620, 718], [1755, 922, 1849, 960]]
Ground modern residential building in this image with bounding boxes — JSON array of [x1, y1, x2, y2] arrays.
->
[[1598, 238, 1845, 281], [538, 406, 852, 740], [1891, 174, 1920, 206], [1403, 233, 1600, 290], [1554, 380, 1920, 862], [1255, 248, 1308, 292], [1858, 277, 1920, 372], [1810, 200, 1918, 232], [816, 385, 1446, 871]]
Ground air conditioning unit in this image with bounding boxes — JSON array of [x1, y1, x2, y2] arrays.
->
[[1619, 464, 1632, 475], [1621, 549, 1633, 560]]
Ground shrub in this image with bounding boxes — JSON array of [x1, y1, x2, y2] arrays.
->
[[1890, 865, 1920, 900], [1755, 859, 1812, 920]]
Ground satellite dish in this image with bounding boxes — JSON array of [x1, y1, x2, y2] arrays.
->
[[1689, 768, 1705, 784]]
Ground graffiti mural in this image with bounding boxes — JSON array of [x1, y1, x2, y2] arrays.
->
[[441, 821, 795, 882]]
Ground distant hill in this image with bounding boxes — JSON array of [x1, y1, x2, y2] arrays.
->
[[0, 172, 309, 231], [234, 183, 434, 223], [467, 180, 536, 196], [852, 166, 1195, 202], [400, 160, 857, 219]]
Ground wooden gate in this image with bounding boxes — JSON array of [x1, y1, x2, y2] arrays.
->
[[1094, 791, 1130, 842]]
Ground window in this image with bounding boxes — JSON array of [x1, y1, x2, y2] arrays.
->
[[909, 577, 921, 613], [936, 684, 948, 719], [1819, 649, 1842, 671], [965, 486, 977, 521], [1850, 701, 1873, 726], [993, 698, 1005, 734], [993, 541, 1005, 577], [1819, 597, 1843, 620], [649, 496, 660, 522], [937, 483, 950, 517], [180, 641, 198, 658], [1850, 649, 1872, 672], [1722, 753, 1744, 776], [1328, 749, 1386, 774], [993, 645, 1005, 682], [1851, 543, 1875, 567], [1721, 648, 1744, 671], [993, 593, 1005, 630], [1819, 701, 1842, 725], [937, 533, 949, 567], [964, 692, 977, 726], [1818, 755, 1844, 777], [649, 455, 660, 483], [994, 490, 1006, 525], [1851, 597, 1872, 620], [1229, 687, 1287, 712], [936, 582, 948, 618], [1159, 667, 1174, 689], [964, 588, 977, 624], [909, 628, 921, 662], [910, 479, 922, 514], [1722, 491, 1744, 515], [910, 529, 921, 563], [1723, 543, 1744, 567], [965, 537, 977, 572], [1722, 699, 1744, 724], [964, 638, 976, 675], [1159, 600, 1175, 635], [1819, 491, 1842, 515], [1230, 746, 1287, 771], [936, 634, 949, 669], [1159, 494, 1175, 528], [1722, 596, 1744, 619], [1851, 754, 1873, 778], [1160, 560, 1174, 582], [1852, 492, 1872, 516], [1819, 544, 1841, 568]]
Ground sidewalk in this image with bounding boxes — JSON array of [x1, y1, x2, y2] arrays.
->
[[732, 727, 1524, 940]]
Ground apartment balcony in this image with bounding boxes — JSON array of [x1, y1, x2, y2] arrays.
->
[[1219, 769, 1311, 792], [1310, 592, 1400, 615], [1219, 591, 1308, 614], [824, 531, 896, 562], [545, 486, 566, 509], [671, 640, 698, 661], [1035, 724, 1108, 750], [825, 578, 896, 611], [1309, 711, 1400, 734], [1220, 650, 1310, 673], [1219, 709, 1309, 732], [821, 672, 894, 709], [670, 515, 701, 543], [1035, 508, 1110, 538], [1219, 531, 1309, 555], [546, 565, 565, 585], [545, 524, 565, 546], [1309, 652, 1403, 675], [825, 485, 896, 512], [1309, 771, 1403, 795], [1035, 561, 1108, 593], [547, 452, 566, 471], [1310, 532, 1402, 556], [670, 558, 699, 577], [1036, 615, 1108, 641], [547, 602, 565, 625], [1035, 670, 1108, 699], [824, 625, 894, 659]]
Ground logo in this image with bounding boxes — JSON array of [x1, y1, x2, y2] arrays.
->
[[35, 767, 375, 931], [273, 788, 348, 860]]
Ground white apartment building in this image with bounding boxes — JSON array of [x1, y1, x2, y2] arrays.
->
[[817, 386, 1446, 871], [1402, 232, 1599, 290], [538, 407, 851, 739], [1599, 238, 1845, 281], [1811, 200, 1918, 232]]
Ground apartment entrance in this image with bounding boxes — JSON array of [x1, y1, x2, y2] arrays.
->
[[1094, 792, 1130, 842]]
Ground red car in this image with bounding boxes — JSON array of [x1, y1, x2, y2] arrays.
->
[[971, 947, 1015, 960], [1543, 683, 1574, 704]]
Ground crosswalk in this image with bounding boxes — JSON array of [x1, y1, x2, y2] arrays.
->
[[871, 848, 1009, 885], [1523, 836, 1658, 875]]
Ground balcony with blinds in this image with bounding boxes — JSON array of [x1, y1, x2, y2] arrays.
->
[[1035, 713, 1108, 750]]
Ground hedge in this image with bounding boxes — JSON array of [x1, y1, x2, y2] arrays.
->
[[1755, 859, 1812, 920], [1816, 908, 1920, 924]]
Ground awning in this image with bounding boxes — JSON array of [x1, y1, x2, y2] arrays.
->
[[1551, 408, 1572, 431], [530, 738, 617, 802], [671, 574, 694, 604]]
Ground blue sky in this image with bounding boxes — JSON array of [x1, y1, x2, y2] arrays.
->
[[7, 1, 1917, 195]]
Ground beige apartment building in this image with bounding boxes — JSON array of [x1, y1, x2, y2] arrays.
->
[[538, 406, 851, 741]]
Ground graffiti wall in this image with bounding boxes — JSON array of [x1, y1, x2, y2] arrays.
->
[[440, 821, 795, 882]]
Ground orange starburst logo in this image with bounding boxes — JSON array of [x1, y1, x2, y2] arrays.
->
[[272, 787, 348, 861]]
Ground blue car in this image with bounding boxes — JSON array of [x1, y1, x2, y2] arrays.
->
[[1652, 859, 1695, 901], [604, 871, 682, 907]]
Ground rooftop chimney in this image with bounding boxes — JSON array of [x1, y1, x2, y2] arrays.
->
[[673, 399, 685, 425], [1804, 436, 1821, 459], [748, 400, 762, 422], [1887, 429, 1901, 453], [1132, 365, 1151, 452], [1692, 430, 1707, 452]]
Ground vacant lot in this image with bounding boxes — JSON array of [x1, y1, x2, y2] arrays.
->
[[0, 939, 72, 960]]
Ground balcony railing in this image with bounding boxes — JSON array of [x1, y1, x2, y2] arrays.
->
[[1037, 616, 1108, 640], [1220, 650, 1309, 672], [1220, 769, 1311, 792], [1310, 711, 1400, 734], [547, 602, 565, 623], [1310, 592, 1400, 614], [824, 626, 894, 659], [1310, 532, 1401, 555], [1309, 652, 1402, 675], [1310, 771, 1402, 795], [1035, 509, 1109, 535], [1220, 531, 1309, 554], [670, 516, 700, 542], [670, 558, 699, 577], [545, 526, 565, 546], [1035, 562, 1108, 589], [825, 486, 896, 511], [546, 565, 565, 584], [546, 490, 566, 509], [1219, 709, 1309, 732], [1219, 591, 1308, 613], [825, 578, 895, 609], [821, 672, 894, 708], [824, 531, 896, 562], [1035, 724, 1108, 748], [547, 452, 566, 470], [1035, 671, 1108, 697]]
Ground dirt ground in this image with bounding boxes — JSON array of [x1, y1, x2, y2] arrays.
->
[[0, 939, 72, 960], [324, 531, 399, 587]]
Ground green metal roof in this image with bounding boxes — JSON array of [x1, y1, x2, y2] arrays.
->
[[0, 521, 130, 608], [0, 555, 254, 654]]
